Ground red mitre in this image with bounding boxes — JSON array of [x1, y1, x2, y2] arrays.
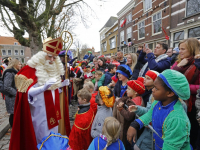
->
[[43, 37, 63, 55]]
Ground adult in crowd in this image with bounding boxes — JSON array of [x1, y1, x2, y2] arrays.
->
[[126, 53, 142, 80], [171, 38, 200, 149], [88, 51, 94, 63], [167, 47, 179, 65], [117, 51, 127, 65], [111, 55, 120, 68], [97, 57, 107, 72], [3, 59, 21, 127], [0, 57, 12, 77], [138, 42, 171, 77]]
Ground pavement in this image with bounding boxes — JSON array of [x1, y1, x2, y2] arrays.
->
[[0, 97, 78, 150]]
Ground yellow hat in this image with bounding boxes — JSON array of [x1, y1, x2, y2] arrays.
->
[[99, 86, 115, 107]]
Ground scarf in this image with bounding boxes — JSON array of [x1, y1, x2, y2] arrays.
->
[[139, 54, 168, 77]]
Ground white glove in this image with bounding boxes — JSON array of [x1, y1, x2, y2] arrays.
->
[[61, 79, 70, 87], [29, 78, 57, 97]]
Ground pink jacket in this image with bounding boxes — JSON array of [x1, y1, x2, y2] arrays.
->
[[171, 62, 200, 105]]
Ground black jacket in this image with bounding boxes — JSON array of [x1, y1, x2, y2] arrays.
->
[[141, 88, 152, 107], [114, 81, 127, 97]]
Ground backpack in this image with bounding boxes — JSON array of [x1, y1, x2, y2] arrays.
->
[[0, 68, 17, 96]]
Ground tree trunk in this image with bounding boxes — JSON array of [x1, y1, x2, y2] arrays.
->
[[29, 31, 43, 55]]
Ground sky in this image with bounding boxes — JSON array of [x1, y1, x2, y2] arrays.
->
[[0, 0, 131, 52]]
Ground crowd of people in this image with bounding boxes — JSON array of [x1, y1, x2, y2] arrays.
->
[[0, 37, 200, 150]]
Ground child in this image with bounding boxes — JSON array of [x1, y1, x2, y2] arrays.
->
[[88, 117, 125, 150], [116, 80, 145, 149], [98, 64, 116, 86], [94, 71, 103, 91], [142, 70, 159, 106], [69, 89, 95, 150], [108, 75, 118, 89], [91, 86, 114, 138], [127, 69, 191, 150], [84, 66, 92, 79]]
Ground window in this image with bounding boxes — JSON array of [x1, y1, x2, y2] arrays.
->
[[120, 19, 124, 26], [148, 43, 153, 50], [20, 50, 24, 55], [144, 0, 152, 12], [126, 13, 132, 24], [120, 31, 124, 44], [15, 50, 19, 55], [127, 27, 132, 40], [2, 50, 6, 56], [14, 42, 18, 45], [110, 37, 116, 49], [113, 27, 118, 32], [186, 0, 200, 17], [188, 26, 200, 38], [174, 31, 184, 41], [152, 11, 162, 34], [8, 50, 11, 55], [103, 42, 107, 52], [138, 21, 145, 39], [21, 58, 25, 63]]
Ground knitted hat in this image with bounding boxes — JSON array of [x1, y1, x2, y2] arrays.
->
[[127, 80, 145, 95], [99, 86, 115, 107], [116, 65, 133, 79], [145, 70, 159, 81], [158, 69, 190, 100], [137, 77, 145, 83], [88, 51, 92, 54], [173, 47, 179, 53], [111, 75, 118, 83]]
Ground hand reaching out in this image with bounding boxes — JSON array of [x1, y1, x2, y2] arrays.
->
[[128, 105, 138, 112], [43, 78, 57, 91]]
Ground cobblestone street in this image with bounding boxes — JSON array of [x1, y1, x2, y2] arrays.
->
[[0, 97, 78, 150]]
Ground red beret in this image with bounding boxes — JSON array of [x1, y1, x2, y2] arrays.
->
[[111, 75, 118, 83], [127, 80, 145, 95], [145, 70, 159, 81], [137, 77, 145, 83]]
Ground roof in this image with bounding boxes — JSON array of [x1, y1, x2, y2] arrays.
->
[[99, 16, 118, 32], [0, 36, 21, 45]]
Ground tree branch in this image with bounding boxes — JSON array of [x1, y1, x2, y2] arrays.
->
[[0, 5, 13, 32], [63, 0, 83, 7]]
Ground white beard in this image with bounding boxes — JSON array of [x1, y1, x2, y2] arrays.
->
[[27, 51, 65, 90]]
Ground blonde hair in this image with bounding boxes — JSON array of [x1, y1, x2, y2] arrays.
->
[[126, 53, 137, 71], [177, 38, 200, 63], [6, 59, 20, 71], [95, 70, 103, 76], [77, 89, 91, 102], [84, 81, 94, 91], [102, 117, 121, 150]]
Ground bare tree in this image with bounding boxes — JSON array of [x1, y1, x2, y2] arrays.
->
[[0, 0, 95, 55]]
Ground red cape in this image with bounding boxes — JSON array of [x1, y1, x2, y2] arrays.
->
[[9, 65, 38, 150]]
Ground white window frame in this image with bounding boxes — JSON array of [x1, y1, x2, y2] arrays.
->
[[152, 11, 162, 36], [103, 42, 107, 52], [143, 0, 152, 12], [126, 13, 132, 24], [127, 27, 132, 41], [20, 50, 24, 56], [14, 50, 19, 55], [110, 37, 116, 49], [2, 50, 6, 56], [113, 27, 118, 32], [7, 50, 12, 56], [138, 20, 145, 40], [120, 18, 124, 27], [120, 30, 124, 44]]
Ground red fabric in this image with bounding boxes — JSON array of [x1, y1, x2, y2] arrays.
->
[[127, 80, 145, 95], [112, 60, 120, 68], [49, 41, 58, 47], [69, 108, 94, 150], [137, 77, 144, 84], [9, 65, 38, 150], [44, 89, 61, 129], [63, 86, 71, 136], [90, 92, 98, 115], [145, 70, 159, 81], [111, 75, 118, 83], [132, 96, 143, 106], [120, 19, 127, 27]]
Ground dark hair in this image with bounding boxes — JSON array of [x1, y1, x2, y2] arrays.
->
[[108, 64, 116, 72], [98, 57, 107, 69], [138, 45, 143, 48], [157, 42, 168, 53], [156, 76, 178, 99], [117, 50, 123, 54]]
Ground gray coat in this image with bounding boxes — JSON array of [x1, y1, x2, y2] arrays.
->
[[3, 69, 17, 114]]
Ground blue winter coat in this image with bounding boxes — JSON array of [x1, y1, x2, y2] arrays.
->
[[138, 51, 171, 76]]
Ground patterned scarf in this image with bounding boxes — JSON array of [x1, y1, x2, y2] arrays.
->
[[139, 54, 168, 77]]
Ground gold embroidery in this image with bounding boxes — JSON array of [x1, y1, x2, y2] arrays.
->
[[56, 111, 59, 117], [50, 118, 56, 125], [74, 112, 94, 130], [15, 74, 33, 93]]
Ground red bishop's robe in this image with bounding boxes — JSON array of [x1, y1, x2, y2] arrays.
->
[[69, 107, 95, 150]]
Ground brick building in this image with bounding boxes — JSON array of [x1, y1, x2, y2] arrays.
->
[[131, 0, 170, 51], [117, 0, 135, 54], [0, 36, 31, 64], [101, 21, 118, 56], [170, 0, 200, 48]]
